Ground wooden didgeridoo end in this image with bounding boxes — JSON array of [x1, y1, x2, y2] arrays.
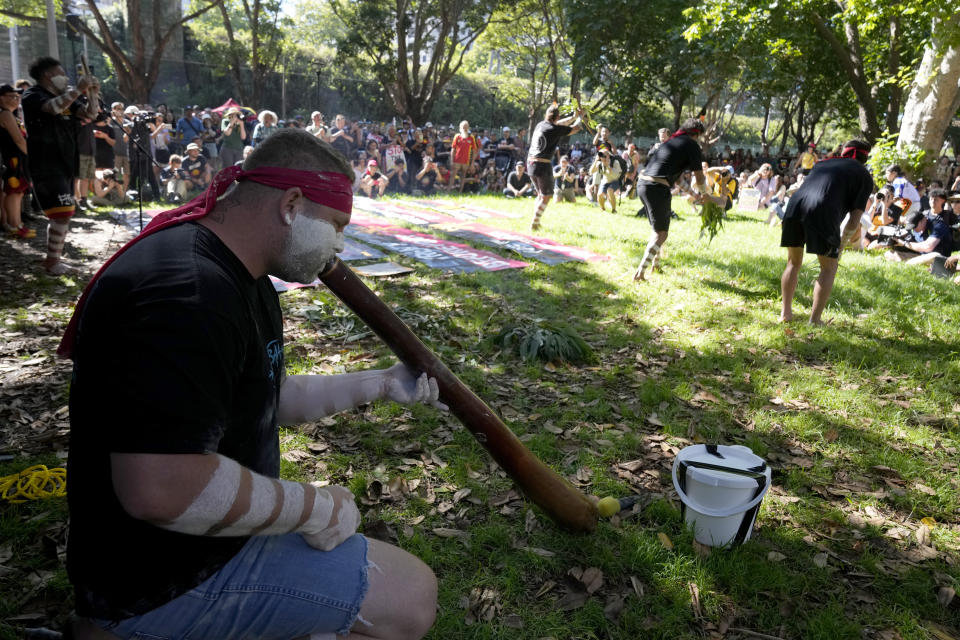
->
[[319, 259, 598, 532]]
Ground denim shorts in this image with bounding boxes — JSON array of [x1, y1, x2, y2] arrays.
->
[[95, 533, 371, 640]]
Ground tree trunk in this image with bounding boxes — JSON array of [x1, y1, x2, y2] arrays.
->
[[885, 15, 902, 135], [760, 102, 771, 146], [808, 10, 880, 143], [897, 12, 960, 161]]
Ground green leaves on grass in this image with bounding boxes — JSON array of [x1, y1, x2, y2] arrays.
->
[[495, 322, 595, 365]]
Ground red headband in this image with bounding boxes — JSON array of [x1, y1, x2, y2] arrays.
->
[[840, 146, 869, 163], [670, 127, 702, 139], [57, 164, 353, 358]]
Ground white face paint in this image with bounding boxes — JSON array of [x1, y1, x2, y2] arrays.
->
[[276, 211, 344, 284], [50, 74, 69, 93]]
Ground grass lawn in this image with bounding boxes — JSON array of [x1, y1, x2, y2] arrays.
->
[[2, 193, 959, 639]]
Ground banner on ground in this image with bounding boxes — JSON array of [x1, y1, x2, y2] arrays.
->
[[352, 200, 454, 227], [346, 224, 528, 273], [410, 199, 523, 219], [437, 222, 610, 263]]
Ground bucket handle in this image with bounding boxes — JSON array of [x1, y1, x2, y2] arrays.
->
[[672, 459, 769, 518]]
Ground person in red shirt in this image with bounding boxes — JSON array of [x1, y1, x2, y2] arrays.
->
[[449, 120, 479, 193]]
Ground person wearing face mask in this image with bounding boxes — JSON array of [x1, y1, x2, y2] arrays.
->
[[21, 56, 101, 274], [58, 129, 440, 640]]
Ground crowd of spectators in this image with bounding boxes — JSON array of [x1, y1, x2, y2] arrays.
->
[[2, 73, 960, 282]]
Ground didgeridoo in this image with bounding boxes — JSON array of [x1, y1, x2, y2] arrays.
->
[[319, 258, 598, 532]]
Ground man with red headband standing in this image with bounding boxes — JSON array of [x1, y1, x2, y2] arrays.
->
[[633, 118, 713, 281], [779, 139, 873, 324], [62, 129, 438, 640]]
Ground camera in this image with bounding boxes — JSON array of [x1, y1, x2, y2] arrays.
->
[[132, 111, 157, 124]]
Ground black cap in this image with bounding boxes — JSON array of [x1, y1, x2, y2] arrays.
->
[[0, 84, 22, 95]]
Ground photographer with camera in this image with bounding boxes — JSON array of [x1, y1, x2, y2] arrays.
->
[[124, 106, 162, 200], [159, 154, 189, 203], [22, 56, 101, 274], [591, 148, 622, 214], [90, 169, 128, 207], [219, 107, 246, 168]]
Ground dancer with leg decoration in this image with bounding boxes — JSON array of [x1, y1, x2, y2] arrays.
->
[[779, 139, 873, 325], [528, 104, 584, 231], [21, 57, 100, 274], [633, 118, 715, 281]]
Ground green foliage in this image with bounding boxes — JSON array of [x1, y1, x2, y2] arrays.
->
[[867, 131, 935, 183], [699, 200, 726, 243], [495, 322, 595, 365]]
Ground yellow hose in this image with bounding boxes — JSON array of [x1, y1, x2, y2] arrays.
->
[[0, 465, 67, 503]]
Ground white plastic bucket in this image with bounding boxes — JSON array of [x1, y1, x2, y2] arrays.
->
[[671, 444, 771, 548]]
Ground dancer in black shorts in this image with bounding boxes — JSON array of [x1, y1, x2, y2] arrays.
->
[[779, 139, 873, 324], [528, 104, 584, 231], [633, 118, 713, 281], [22, 57, 101, 274]]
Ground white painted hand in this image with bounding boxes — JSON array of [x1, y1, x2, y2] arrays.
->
[[382, 363, 448, 410], [301, 484, 361, 552]]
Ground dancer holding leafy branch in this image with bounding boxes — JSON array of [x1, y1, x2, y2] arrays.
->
[[633, 118, 722, 281], [528, 103, 585, 231]]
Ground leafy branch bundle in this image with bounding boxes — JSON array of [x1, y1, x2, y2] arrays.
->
[[699, 199, 725, 243], [495, 322, 594, 365]]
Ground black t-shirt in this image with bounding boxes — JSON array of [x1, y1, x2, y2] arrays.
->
[[783, 158, 874, 239], [78, 120, 96, 156], [93, 122, 115, 169], [643, 135, 704, 187], [508, 171, 532, 191], [329, 127, 354, 159], [182, 154, 207, 180], [528, 121, 572, 161], [22, 85, 84, 178], [554, 165, 576, 190], [67, 223, 284, 620]]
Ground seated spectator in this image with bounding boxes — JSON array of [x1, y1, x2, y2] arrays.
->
[[503, 161, 533, 198], [747, 163, 780, 212], [384, 156, 408, 194], [862, 187, 896, 242], [885, 164, 921, 218], [415, 151, 442, 195], [481, 162, 503, 193], [360, 159, 388, 198], [181, 143, 210, 194], [885, 188, 954, 264], [461, 162, 481, 194], [159, 154, 189, 203], [575, 167, 588, 196], [89, 169, 128, 207], [553, 155, 576, 203], [703, 164, 737, 212]]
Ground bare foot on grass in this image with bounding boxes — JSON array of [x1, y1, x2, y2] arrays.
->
[[633, 268, 646, 282]]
